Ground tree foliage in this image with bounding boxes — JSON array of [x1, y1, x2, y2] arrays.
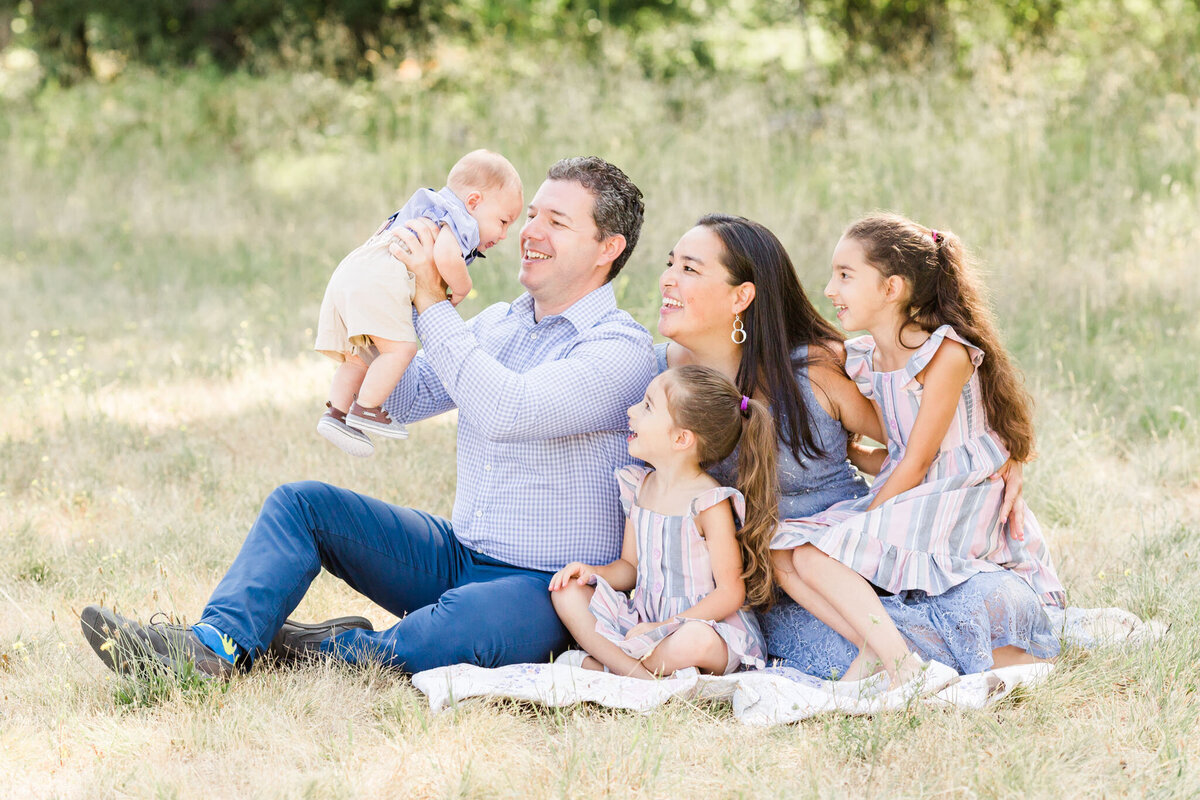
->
[[1, 0, 1192, 83]]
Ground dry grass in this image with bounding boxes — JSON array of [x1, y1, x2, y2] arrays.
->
[[1, 46, 1198, 798]]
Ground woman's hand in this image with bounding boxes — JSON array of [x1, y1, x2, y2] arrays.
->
[[991, 458, 1025, 541], [549, 562, 596, 591], [388, 217, 449, 313]]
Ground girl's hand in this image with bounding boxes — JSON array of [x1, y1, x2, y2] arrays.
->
[[549, 562, 595, 591], [625, 621, 666, 640], [991, 458, 1025, 541]]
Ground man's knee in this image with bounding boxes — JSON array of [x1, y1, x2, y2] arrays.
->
[[263, 480, 331, 516]]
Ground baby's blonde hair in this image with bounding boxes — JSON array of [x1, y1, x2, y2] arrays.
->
[[447, 150, 522, 196]]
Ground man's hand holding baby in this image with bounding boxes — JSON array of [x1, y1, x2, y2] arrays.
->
[[389, 218, 449, 313]]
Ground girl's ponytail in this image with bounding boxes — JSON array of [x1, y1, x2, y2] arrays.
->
[[736, 397, 779, 609], [662, 365, 781, 608], [844, 213, 1037, 461]]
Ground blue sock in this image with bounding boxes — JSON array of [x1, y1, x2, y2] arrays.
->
[[193, 622, 243, 664]]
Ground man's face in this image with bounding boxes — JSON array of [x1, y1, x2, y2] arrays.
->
[[517, 179, 612, 311]]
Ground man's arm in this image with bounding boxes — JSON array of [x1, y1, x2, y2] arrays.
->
[[382, 303, 506, 425], [416, 301, 654, 442]]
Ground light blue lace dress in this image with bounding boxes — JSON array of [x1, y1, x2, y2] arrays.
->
[[655, 342, 1061, 676]]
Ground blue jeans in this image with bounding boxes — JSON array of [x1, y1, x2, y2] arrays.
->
[[198, 481, 571, 672]]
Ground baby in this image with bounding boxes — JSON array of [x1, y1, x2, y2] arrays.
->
[[314, 149, 524, 457]]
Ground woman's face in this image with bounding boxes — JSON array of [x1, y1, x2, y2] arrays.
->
[[658, 226, 745, 345]]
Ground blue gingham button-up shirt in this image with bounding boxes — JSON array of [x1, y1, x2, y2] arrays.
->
[[384, 283, 656, 572]]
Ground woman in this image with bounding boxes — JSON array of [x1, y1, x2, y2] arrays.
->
[[656, 213, 1059, 678]]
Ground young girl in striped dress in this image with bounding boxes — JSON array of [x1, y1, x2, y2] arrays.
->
[[550, 366, 778, 678], [771, 212, 1065, 692]]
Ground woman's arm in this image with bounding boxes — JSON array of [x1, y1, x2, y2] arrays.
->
[[808, 360, 886, 443], [847, 441, 888, 476], [867, 340, 974, 510]]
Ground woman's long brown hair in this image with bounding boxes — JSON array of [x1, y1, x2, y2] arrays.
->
[[696, 214, 845, 461], [664, 365, 779, 608], [844, 213, 1036, 460]]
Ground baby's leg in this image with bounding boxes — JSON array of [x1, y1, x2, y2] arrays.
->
[[356, 337, 419, 408], [550, 582, 655, 679], [329, 355, 369, 414], [789, 545, 920, 684], [640, 621, 729, 676]]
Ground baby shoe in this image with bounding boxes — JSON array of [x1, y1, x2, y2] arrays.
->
[[317, 403, 375, 457], [346, 402, 409, 440]]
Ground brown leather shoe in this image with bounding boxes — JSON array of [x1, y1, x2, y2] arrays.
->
[[268, 616, 374, 663], [80, 605, 236, 679]]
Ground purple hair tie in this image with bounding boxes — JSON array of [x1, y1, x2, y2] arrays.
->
[[739, 395, 750, 415]]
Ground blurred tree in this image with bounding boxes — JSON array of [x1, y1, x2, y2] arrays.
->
[[0, 0, 1144, 83]]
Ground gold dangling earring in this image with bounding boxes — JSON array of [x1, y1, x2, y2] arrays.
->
[[731, 313, 747, 345]]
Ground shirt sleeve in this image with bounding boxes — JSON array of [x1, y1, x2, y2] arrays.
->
[[413, 300, 654, 442], [381, 306, 487, 423]]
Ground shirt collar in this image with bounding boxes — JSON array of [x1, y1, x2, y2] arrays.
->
[[436, 186, 467, 212], [507, 282, 617, 331]]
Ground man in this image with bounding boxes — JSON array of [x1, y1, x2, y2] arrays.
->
[[81, 156, 655, 676]]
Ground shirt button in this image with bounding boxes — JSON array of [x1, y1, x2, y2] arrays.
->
[[529, 332, 538, 340], [475, 511, 483, 518], [484, 464, 491, 471]]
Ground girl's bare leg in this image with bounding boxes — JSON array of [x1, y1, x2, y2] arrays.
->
[[329, 355, 368, 414], [640, 621, 730, 676], [550, 582, 656, 679], [991, 645, 1050, 669], [356, 337, 419, 408], [790, 545, 921, 684], [771, 549, 880, 680]]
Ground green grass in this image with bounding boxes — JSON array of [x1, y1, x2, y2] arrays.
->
[[1, 41, 1198, 798]]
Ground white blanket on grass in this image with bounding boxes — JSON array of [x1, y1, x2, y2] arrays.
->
[[411, 607, 1165, 725]]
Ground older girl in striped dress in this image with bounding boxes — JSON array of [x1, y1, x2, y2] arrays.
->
[[550, 366, 778, 678], [771, 212, 1065, 688]]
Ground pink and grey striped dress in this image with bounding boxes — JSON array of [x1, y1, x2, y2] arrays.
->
[[771, 325, 1066, 607], [587, 465, 767, 674]]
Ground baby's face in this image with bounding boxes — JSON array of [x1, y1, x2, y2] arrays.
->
[[469, 184, 525, 252]]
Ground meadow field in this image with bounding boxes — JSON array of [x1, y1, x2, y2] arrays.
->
[[1, 39, 1199, 798]]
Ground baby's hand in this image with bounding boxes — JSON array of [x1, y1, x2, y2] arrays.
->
[[549, 562, 595, 591], [625, 621, 665, 640]]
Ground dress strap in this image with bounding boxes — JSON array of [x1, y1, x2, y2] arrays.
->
[[688, 486, 746, 527], [614, 465, 652, 516], [653, 342, 670, 375], [902, 324, 985, 384], [844, 335, 877, 398]]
